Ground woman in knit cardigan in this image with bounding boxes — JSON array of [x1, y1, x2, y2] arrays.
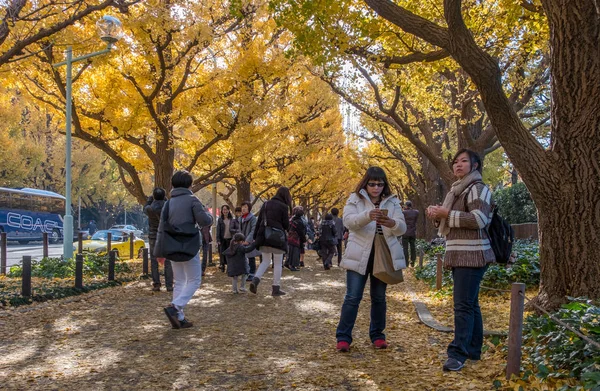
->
[[427, 149, 495, 372]]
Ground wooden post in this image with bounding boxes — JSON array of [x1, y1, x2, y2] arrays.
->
[[142, 247, 149, 275], [22, 256, 32, 297], [418, 249, 424, 268], [75, 254, 83, 289], [78, 232, 83, 254], [506, 282, 526, 380], [107, 232, 112, 255], [1, 232, 6, 275], [436, 253, 443, 290], [129, 232, 134, 260], [108, 250, 116, 281], [43, 232, 49, 258], [208, 243, 215, 267]]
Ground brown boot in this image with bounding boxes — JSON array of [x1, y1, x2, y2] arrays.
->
[[272, 285, 286, 296]]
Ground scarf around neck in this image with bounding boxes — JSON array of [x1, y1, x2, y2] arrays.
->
[[438, 170, 483, 237]]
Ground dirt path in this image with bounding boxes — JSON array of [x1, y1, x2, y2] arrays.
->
[[0, 254, 505, 390]]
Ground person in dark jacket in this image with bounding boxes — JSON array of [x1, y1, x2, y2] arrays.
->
[[284, 206, 306, 272], [217, 205, 234, 272], [402, 201, 419, 267], [223, 233, 256, 293], [144, 188, 173, 291], [331, 208, 345, 266], [158, 170, 213, 330], [88, 220, 97, 235], [249, 186, 292, 296], [240, 201, 261, 280], [319, 213, 338, 270], [200, 225, 213, 276]]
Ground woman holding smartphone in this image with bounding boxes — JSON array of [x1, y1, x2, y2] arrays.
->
[[335, 166, 407, 352]]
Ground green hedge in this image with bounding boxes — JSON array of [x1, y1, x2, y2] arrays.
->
[[7, 253, 132, 279]]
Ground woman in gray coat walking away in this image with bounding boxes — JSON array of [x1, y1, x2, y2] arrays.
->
[[157, 170, 213, 329]]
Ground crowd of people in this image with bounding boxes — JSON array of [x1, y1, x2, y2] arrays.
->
[[144, 147, 495, 373]]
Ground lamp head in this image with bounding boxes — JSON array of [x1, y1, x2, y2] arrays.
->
[[96, 15, 123, 44]]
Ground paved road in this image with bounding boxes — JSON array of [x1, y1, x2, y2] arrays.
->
[[3, 243, 65, 267]]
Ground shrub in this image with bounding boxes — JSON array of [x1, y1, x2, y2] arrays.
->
[[494, 182, 538, 224], [7, 253, 132, 279]]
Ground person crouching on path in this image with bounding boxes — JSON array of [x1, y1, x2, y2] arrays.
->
[[157, 170, 213, 329], [249, 186, 292, 296], [335, 166, 406, 352], [223, 233, 256, 293], [426, 149, 494, 372]]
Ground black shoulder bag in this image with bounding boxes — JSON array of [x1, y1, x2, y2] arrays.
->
[[155, 200, 201, 262], [261, 201, 287, 248]]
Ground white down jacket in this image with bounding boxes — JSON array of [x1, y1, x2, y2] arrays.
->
[[341, 190, 407, 275]]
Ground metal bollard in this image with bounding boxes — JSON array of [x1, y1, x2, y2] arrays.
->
[[108, 250, 116, 281], [129, 232, 134, 260], [1, 232, 6, 275], [43, 232, 49, 258], [78, 232, 83, 254], [75, 254, 83, 289], [506, 282, 526, 380], [107, 232, 112, 256], [22, 256, 32, 297], [436, 253, 443, 290], [142, 248, 149, 275]]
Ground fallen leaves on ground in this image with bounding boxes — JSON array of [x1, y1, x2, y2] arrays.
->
[[0, 254, 507, 390]]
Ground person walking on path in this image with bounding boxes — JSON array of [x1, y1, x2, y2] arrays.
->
[[331, 208, 345, 266], [157, 170, 213, 329], [402, 201, 419, 267], [426, 149, 495, 372], [319, 213, 337, 270], [144, 188, 173, 292], [88, 220, 97, 236], [200, 225, 212, 276], [223, 233, 256, 293], [335, 166, 406, 353], [249, 187, 292, 296], [284, 206, 306, 272], [217, 205, 234, 273], [240, 201, 261, 281]]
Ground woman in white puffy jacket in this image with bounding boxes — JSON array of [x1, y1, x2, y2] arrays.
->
[[335, 167, 407, 352]]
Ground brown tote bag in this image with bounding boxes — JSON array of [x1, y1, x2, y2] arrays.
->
[[373, 235, 404, 284]]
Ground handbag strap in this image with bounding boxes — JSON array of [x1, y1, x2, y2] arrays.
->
[[262, 201, 269, 227]]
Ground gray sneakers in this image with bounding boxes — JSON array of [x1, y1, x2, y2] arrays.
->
[[443, 358, 464, 371]]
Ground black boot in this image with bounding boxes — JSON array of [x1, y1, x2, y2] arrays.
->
[[250, 277, 260, 294], [272, 285, 286, 296]]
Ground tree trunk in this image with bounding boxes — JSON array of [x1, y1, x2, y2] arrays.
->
[[154, 141, 174, 196], [236, 174, 252, 206]]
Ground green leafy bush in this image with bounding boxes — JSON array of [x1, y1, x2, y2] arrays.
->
[[7, 254, 132, 279], [518, 298, 600, 391], [414, 240, 540, 291], [494, 182, 538, 224]]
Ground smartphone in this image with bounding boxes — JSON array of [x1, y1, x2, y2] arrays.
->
[[379, 209, 388, 216]]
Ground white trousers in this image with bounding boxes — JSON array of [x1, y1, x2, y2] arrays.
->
[[170, 254, 202, 318], [255, 252, 284, 286]]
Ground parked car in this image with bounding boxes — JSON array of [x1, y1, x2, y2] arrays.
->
[[109, 224, 144, 238], [80, 229, 146, 258]]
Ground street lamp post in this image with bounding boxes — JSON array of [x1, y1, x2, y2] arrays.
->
[[53, 15, 123, 259]]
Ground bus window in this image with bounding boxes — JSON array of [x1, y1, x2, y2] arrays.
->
[[0, 191, 9, 209], [11, 194, 31, 211]]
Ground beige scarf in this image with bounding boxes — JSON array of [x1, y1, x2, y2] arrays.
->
[[437, 170, 482, 237]]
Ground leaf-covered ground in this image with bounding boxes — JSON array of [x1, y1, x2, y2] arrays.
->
[[0, 254, 507, 390]]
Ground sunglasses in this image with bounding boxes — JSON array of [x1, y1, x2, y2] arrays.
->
[[367, 182, 385, 188]]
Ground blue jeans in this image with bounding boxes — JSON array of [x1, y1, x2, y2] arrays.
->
[[336, 270, 387, 344], [447, 265, 488, 362]]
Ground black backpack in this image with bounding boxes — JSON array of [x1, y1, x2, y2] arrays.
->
[[464, 182, 515, 263]]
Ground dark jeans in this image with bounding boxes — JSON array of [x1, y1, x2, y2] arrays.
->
[[321, 244, 336, 268], [149, 236, 173, 288], [336, 251, 387, 344], [447, 265, 488, 362], [248, 256, 258, 275], [219, 238, 232, 269], [402, 236, 416, 266], [336, 241, 343, 265]]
